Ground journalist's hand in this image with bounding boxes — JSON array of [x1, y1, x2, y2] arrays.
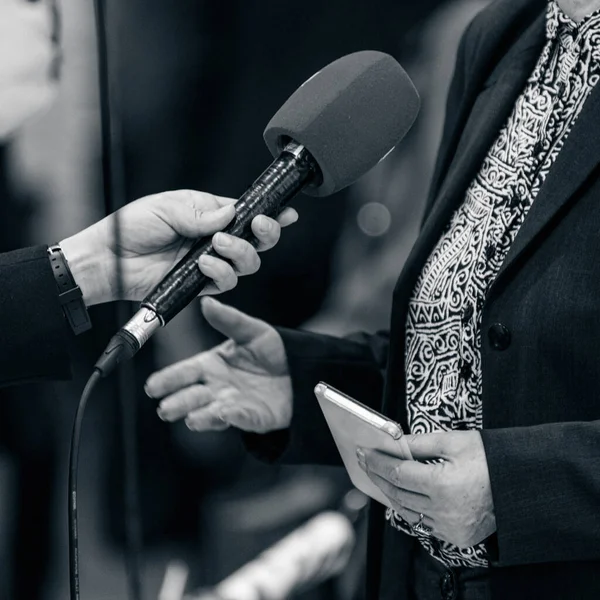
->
[[358, 431, 496, 548], [59, 190, 298, 306], [145, 297, 293, 433]]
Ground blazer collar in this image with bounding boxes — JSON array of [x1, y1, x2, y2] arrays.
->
[[493, 62, 600, 291], [421, 1, 600, 297], [399, 8, 547, 305], [424, 0, 548, 218]]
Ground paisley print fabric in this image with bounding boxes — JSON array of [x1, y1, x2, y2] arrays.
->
[[386, 1, 600, 568]]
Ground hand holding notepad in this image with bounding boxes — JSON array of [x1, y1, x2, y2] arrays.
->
[[314, 382, 413, 509]]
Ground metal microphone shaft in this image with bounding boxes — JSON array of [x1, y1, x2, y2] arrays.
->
[[95, 141, 318, 376]]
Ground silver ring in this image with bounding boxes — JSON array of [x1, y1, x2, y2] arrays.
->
[[412, 513, 433, 536]]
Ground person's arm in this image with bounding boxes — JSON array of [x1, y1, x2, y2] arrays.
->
[[244, 327, 390, 466], [0, 190, 297, 388], [481, 422, 600, 566], [145, 299, 391, 467], [0, 246, 72, 386]]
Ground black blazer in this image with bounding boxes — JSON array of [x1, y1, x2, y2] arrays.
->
[[0, 246, 72, 386], [248, 0, 600, 598]]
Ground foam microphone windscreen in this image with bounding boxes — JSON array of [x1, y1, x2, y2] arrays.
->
[[263, 50, 420, 197]]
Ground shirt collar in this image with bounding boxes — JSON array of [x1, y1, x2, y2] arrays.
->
[[547, 1, 600, 59]]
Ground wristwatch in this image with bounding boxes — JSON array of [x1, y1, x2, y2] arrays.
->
[[47, 244, 92, 335]]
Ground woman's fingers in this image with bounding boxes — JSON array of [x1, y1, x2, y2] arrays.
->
[[145, 354, 208, 399], [184, 388, 240, 432], [156, 385, 215, 422]]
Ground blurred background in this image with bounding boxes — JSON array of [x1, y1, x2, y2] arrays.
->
[[0, 0, 489, 598]]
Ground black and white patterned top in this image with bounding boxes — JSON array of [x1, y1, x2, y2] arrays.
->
[[387, 1, 600, 568]]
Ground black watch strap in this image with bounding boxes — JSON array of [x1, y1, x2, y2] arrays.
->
[[47, 244, 92, 335]]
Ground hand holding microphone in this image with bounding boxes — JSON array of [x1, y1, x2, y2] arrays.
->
[[59, 190, 297, 306], [96, 50, 420, 377]]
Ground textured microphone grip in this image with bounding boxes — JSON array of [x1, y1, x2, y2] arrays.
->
[[142, 145, 317, 324]]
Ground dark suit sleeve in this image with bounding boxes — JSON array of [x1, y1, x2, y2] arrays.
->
[[244, 328, 390, 466], [0, 246, 73, 387], [481, 421, 600, 566]]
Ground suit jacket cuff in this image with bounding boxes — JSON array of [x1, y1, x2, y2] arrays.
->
[[481, 421, 600, 566], [0, 245, 73, 386]]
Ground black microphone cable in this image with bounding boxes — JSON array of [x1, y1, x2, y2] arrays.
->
[[68, 1, 144, 599], [67, 38, 421, 600]]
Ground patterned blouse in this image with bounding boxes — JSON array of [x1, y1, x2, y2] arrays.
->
[[387, 1, 600, 568]]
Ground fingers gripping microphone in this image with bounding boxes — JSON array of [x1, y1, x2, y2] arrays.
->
[[95, 50, 420, 376]]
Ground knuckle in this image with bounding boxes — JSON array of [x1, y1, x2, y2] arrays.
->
[[182, 392, 197, 413], [186, 385, 207, 408], [173, 361, 198, 382], [220, 269, 238, 291], [391, 462, 404, 485], [210, 259, 227, 280], [181, 189, 198, 207], [266, 226, 281, 246], [205, 192, 220, 208], [162, 374, 180, 392], [235, 239, 252, 261], [248, 251, 261, 274]]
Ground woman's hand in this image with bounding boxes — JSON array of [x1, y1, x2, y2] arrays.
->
[[358, 431, 496, 548], [145, 298, 293, 434]]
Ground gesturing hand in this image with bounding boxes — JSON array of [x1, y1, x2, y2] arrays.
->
[[60, 190, 298, 305], [145, 297, 293, 433], [358, 431, 496, 548]]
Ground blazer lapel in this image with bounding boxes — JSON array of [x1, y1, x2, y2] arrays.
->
[[493, 83, 600, 290], [424, 0, 548, 218], [416, 29, 546, 276]]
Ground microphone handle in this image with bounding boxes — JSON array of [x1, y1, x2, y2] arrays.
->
[[144, 142, 318, 325], [94, 142, 318, 377]]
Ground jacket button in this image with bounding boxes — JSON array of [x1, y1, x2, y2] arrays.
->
[[488, 322, 511, 351], [440, 571, 455, 600]]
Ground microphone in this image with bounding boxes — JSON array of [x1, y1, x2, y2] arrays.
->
[[95, 50, 420, 376], [206, 511, 356, 600]]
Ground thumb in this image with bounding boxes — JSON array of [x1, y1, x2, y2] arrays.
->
[[201, 297, 270, 345], [404, 432, 449, 461], [165, 197, 235, 239]]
